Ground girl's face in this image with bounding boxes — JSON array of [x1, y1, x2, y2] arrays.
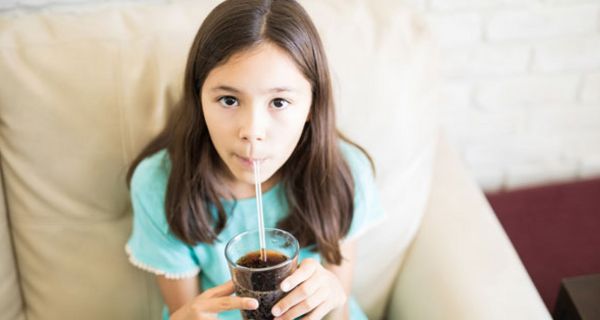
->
[[201, 42, 312, 195]]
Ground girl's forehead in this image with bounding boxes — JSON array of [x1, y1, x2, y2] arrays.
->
[[203, 42, 311, 94], [215, 43, 298, 76], [226, 42, 290, 66]]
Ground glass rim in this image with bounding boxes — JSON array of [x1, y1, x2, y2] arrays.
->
[[224, 228, 299, 272]]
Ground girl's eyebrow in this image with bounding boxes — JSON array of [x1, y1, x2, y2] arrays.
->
[[212, 85, 241, 93], [265, 87, 294, 93], [211, 85, 295, 94]]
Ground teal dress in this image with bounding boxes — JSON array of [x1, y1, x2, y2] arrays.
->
[[125, 142, 385, 319]]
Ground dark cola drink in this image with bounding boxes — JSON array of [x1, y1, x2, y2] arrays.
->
[[225, 229, 299, 320], [233, 250, 294, 320]]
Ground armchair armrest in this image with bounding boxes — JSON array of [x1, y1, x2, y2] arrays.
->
[[387, 135, 551, 319], [0, 166, 25, 320]]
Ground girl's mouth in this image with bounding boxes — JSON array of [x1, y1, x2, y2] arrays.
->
[[234, 154, 265, 168]]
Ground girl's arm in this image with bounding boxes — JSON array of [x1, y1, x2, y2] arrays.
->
[[323, 240, 356, 320], [156, 275, 200, 314], [157, 276, 259, 320]]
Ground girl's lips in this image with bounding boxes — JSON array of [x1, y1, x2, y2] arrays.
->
[[234, 154, 265, 168]]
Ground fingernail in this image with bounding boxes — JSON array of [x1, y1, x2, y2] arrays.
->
[[280, 281, 289, 292], [272, 307, 281, 316], [247, 299, 259, 309]]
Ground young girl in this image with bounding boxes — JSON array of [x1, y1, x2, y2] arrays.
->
[[125, 0, 384, 319]]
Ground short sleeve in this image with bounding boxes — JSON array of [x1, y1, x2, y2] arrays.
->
[[341, 142, 387, 242], [125, 151, 200, 279]]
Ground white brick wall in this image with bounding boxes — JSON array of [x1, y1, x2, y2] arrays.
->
[[582, 73, 600, 104], [430, 0, 539, 11], [440, 44, 531, 77], [0, 0, 162, 11], [533, 37, 600, 72], [476, 75, 580, 110], [486, 5, 599, 41], [425, 13, 483, 47], [427, 0, 600, 191], [3, 0, 600, 191]]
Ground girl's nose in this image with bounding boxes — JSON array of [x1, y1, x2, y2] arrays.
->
[[238, 106, 266, 142]]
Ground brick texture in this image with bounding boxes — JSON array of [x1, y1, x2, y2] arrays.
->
[[424, 0, 600, 190], [487, 5, 599, 41], [582, 73, 600, 104], [533, 37, 600, 73]]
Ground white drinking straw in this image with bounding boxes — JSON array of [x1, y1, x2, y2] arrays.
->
[[253, 160, 267, 261]]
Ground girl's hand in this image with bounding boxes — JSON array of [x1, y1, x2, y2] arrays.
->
[[271, 258, 347, 320], [170, 281, 258, 320]]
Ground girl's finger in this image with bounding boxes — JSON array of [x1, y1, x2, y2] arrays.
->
[[200, 296, 259, 313], [280, 258, 318, 292], [272, 275, 321, 316], [274, 286, 329, 320], [201, 281, 235, 298], [302, 303, 331, 320]]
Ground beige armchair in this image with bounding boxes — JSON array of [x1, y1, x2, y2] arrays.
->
[[0, 1, 550, 319]]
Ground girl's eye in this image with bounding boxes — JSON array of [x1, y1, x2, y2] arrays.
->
[[271, 98, 290, 110], [218, 96, 239, 108]]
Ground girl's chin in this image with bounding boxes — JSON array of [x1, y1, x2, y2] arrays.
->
[[230, 169, 271, 185], [239, 168, 283, 187], [236, 175, 258, 186]]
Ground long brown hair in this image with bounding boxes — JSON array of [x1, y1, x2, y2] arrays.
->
[[127, 0, 372, 265]]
